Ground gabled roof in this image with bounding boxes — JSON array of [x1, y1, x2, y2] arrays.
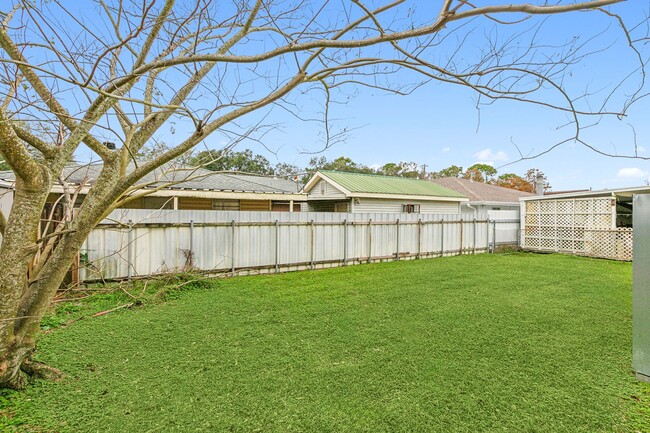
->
[[430, 177, 534, 204], [0, 163, 303, 196], [303, 171, 467, 201]]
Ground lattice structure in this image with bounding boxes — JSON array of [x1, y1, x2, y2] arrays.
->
[[522, 197, 632, 261]]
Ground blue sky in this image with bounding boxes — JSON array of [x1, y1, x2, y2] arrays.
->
[[194, 0, 650, 192], [51, 0, 649, 192]]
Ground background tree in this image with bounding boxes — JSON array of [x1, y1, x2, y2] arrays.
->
[[432, 165, 464, 179], [496, 173, 535, 193], [463, 163, 498, 183], [273, 162, 302, 178], [376, 162, 422, 178], [306, 156, 374, 175], [0, 0, 643, 388], [190, 149, 274, 175]]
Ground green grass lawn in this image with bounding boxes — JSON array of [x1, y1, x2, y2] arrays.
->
[[2, 253, 649, 432]]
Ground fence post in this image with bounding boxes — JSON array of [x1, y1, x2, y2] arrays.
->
[[310, 220, 315, 270], [492, 220, 497, 253], [473, 219, 477, 255], [486, 219, 490, 252], [367, 219, 373, 263], [189, 219, 194, 267], [459, 218, 464, 256], [127, 219, 133, 280], [231, 220, 236, 275], [343, 219, 348, 265], [396, 218, 400, 260], [275, 219, 279, 273], [417, 218, 422, 259], [440, 219, 445, 257]]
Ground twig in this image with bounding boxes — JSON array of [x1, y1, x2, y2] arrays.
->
[[91, 302, 134, 317]]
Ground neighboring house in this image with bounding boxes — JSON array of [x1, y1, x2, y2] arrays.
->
[[302, 171, 467, 213], [0, 163, 307, 215], [430, 177, 534, 215]]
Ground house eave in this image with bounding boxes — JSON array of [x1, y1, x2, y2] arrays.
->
[[351, 193, 468, 202], [467, 201, 520, 207]]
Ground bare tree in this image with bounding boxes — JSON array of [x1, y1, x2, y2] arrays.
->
[[0, 0, 645, 388]]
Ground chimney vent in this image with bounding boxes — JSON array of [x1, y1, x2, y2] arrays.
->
[[535, 173, 545, 195]]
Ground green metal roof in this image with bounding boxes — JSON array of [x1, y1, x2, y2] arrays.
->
[[319, 171, 467, 199]]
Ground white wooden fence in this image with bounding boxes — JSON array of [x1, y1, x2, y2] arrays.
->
[[79, 210, 519, 281]]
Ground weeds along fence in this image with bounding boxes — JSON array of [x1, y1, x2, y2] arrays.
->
[[79, 209, 519, 282]]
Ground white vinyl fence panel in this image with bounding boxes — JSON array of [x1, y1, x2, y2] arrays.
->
[[80, 209, 510, 281], [488, 209, 520, 246]]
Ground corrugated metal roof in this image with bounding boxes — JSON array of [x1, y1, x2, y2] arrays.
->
[[0, 163, 302, 194], [320, 171, 466, 198]]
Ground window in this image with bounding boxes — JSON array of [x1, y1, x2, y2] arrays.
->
[[271, 202, 302, 212], [212, 199, 240, 211], [320, 181, 326, 195], [334, 202, 348, 213], [402, 204, 420, 214]]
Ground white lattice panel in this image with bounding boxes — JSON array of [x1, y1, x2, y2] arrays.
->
[[594, 198, 612, 214], [540, 201, 554, 213], [574, 199, 591, 213], [594, 214, 613, 229], [522, 196, 627, 261], [557, 214, 573, 226], [528, 227, 544, 238], [526, 201, 539, 213], [616, 229, 633, 260], [573, 214, 589, 227], [525, 214, 540, 225]]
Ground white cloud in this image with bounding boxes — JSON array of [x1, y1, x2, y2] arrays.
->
[[473, 148, 508, 162], [617, 167, 648, 179], [442, 147, 450, 153]]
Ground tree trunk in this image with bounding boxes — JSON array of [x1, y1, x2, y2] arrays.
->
[[0, 177, 52, 388], [0, 160, 121, 389]]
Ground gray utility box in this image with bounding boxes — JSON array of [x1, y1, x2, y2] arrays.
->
[[633, 194, 650, 383]]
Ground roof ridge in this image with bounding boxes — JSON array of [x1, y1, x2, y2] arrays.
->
[[320, 170, 432, 183]]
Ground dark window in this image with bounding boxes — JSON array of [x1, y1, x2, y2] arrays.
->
[[402, 204, 420, 214]]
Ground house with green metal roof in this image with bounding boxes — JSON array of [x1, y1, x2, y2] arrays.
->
[[302, 171, 468, 214]]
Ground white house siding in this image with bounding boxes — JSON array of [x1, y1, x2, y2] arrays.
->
[[353, 198, 460, 214], [0, 187, 12, 217], [461, 204, 519, 215], [308, 179, 347, 199], [0, 187, 12, 244]]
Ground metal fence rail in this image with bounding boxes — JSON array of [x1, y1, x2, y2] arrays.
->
[[80, 210, 516, 281]]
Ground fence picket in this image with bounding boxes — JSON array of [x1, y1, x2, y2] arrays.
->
[[78, 210, 518, 281]]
